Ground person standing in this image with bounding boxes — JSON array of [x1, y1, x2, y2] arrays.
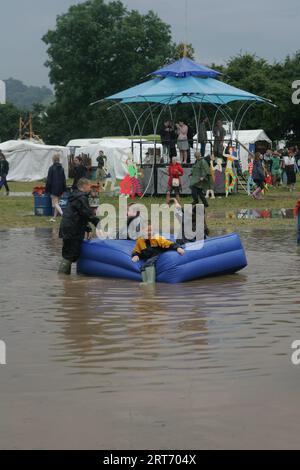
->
[[0, 151, 10, 196], [166, 157, 184, 204], [198, 117, 209, 157], [187, 123, 194, 164], [270, 151, 281, 187], [58, 178, 100, 275], [263, 149, 272, 173], [283, 152, 297, 191], [72, 156, 87, 190], [294, 145, 300, 169], [46, 154, 67, 222], [160, 121, 177, 161], [247, 155, 255, 195], [176, 121, 189, 164], [190, 151, 210, 207], [96, 150, 107, 190], [213, 120, 226, 157], [251, 153, 265, 199]]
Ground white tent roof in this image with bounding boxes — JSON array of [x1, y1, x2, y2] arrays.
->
[[68, 138, 108, 148], [0, 140, 68, 182], [195, 129, 271, 144], [231, 129, 271, 144], [0, 139, 67, 153]]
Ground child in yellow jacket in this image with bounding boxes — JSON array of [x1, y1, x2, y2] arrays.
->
[[132, 223, 185, 284]]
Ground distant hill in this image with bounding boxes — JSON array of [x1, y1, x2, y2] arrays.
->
[[4, 78, 54, 110]]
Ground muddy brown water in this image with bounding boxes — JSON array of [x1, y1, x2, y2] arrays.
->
[[1, 228, 300, 450]]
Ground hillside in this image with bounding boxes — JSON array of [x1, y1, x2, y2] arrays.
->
[[4, 78, 54, 110]]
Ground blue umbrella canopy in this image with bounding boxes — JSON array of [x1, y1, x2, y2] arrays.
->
[[105, 75, 270, 106], [152, 57, 221, 78], [98, 58, 272, 107]]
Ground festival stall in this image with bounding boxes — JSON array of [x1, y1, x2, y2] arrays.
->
[[0, 140, 68, 182]]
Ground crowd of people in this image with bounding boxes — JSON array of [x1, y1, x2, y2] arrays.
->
[[70, 151, 108, 190], [159, 120, 194, 164], [163, 138, 300, 204], [248, 147, 299, 199]]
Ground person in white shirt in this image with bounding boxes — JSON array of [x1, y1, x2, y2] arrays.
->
[[283, 154, 297, 191]]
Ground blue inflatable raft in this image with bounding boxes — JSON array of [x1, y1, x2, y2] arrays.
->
[[77, 233, 247, 284]]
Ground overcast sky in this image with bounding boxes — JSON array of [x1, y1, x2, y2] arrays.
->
[[0, 0, 299, 87]]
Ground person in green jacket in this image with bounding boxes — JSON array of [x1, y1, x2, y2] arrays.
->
[[270, 152, 281, 187], [190, 151, 211, 207]]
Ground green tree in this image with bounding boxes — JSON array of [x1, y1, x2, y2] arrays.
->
[[42, 0, 175, 143], [219, 53, 300, 141], [0, 103, 20, 142]]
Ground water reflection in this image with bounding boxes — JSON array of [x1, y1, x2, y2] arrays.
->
[[210, 208, 295, 220], [50, 268, 271, 385]]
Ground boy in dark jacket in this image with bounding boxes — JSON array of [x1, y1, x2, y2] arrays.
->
[[45, 154, 66, 221], [58, 178, 100, 274], [0, 151, 10, 196], [132, 222, 185, 284]]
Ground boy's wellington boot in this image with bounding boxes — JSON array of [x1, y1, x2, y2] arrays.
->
[[140, 270, 148, 286], [145, 266, 156, 284], [58, 259, 72, 275]]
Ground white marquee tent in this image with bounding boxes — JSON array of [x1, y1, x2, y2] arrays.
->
[[230, 130, 272, 172], [0, 140, 69, 182], [68, 138, 162, 180]]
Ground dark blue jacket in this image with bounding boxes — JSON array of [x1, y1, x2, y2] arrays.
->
[[252, 160, 265, 182], [72, 164, 87, 190], [46, 163, 66, 197], [59, 190, 99, 240], [0, 160, 9, 177]]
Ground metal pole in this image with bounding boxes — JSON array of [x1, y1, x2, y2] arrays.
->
[[19, 117, 22, 139], [184, 0, 188, 56], [29, 113, 33, 140], [154, 139, 157, 196]]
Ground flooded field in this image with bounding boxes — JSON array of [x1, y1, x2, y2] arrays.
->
[[1, 228, 300, 449]]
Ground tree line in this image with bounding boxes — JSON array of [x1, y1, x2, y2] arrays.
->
[[0, 0, 300, 145]]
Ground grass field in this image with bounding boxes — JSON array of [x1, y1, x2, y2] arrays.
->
[[0, 180, 299, 233]]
